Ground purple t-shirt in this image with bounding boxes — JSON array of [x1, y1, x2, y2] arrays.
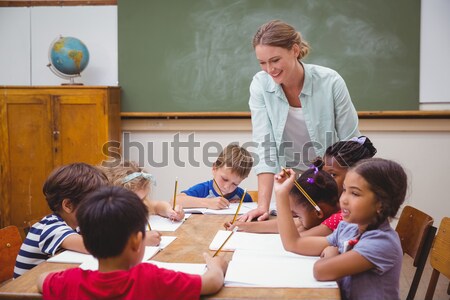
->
[[326, 221, 402, 300]]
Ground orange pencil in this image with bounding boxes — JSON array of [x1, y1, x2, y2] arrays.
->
[[213, 227, 238, 257], [213, 178, 225, 198], [172, 177, 178, 210], [231, 189, 247, 224], [281, 167, 321, 212]]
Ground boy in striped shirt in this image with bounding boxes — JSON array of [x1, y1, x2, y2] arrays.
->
[[14, 163, 108, 277]]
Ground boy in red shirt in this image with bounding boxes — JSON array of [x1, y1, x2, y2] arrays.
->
[[37, 186, 227, 300]]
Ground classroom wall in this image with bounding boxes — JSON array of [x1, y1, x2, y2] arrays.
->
[[120, 119, 450, 227]]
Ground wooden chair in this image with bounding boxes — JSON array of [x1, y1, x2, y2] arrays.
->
[[247, 190, 258, 203], [395, 205, 436, 300], [0, 226, 22, 284], [425, 217, 450, 300]]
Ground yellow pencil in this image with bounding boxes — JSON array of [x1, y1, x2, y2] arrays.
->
[[213, 178, 224, 198], [231, 189, 247, 224], [147, 221, 152, 231], [281, 167, 321, 212], [172, 177, 178, 210], [213, 227, 238, 257]]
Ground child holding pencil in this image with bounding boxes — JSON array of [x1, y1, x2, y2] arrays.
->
[[275, 158, 406, 300], [177, 144, 254, 209], [38, 186, 228, 299], [99, 161, 185, 246], [227, 136, 377, 236], [14, 163, 108, 278]]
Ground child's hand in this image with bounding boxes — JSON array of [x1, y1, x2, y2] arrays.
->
[[203, 252, 228, 273], [145, 230, 162, 246], [223, 221, 243, 231], [168, 204, 185, 221], [274, 168, 296, 195], [320, 246, 339, 258], [207, 197, 230, 210]]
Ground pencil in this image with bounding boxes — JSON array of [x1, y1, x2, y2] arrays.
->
[[281, 167, 321, 212], [213, 178, 224, 198], [172, 177, 178, 210], [147, 221, 152, 231], [213, 227, 238, 257], [231, 188, 247, 224]]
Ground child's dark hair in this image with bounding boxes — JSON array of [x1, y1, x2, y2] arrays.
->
[[325, 136, 377, 167], [76, 186, 148, 259], [289, 159, 339, 210], [43, 162, 108, 212], [351, 158, 407, 230], [214, 144, 253, 178]]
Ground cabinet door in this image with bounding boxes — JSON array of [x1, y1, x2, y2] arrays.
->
[[52, 93, 108, 166], [0, 94, 53, 228]]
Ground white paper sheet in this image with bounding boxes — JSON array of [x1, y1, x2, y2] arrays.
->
[[148, 214, 191, 231], [47, 250, 91, 264], [225, 249, 338, 288], [184, 202, 257, 215], [145, 261, 206, 275], [209, 230, 285, 252], [79, 246, 161, 271], [48, 236, 176, 266]]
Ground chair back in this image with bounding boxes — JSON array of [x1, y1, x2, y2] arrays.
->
[[0, 226, 22, 283], [396, 205, 436, 300], [425, 217, 450, 300], [247, 190, 258, 203], [396, 205, 434, 266]]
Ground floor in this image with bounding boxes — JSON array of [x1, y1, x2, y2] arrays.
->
[[400, 254, 449, 300]]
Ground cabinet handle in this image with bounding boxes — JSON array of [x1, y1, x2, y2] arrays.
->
[[53, 131, 60, 140]]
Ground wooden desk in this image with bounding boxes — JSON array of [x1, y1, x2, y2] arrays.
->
[[0, 215, 340, 300]]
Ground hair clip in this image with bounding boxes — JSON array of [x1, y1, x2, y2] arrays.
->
[[308, 165, 319, 175], [350, 136, 367, 145], [307, 177, 315, 184], [122, 172, 156, 185]]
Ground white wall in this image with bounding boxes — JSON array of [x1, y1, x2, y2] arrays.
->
[[420, 0, 450, 104], [0, 6, 117, 86], [121, 119, 450, 227]]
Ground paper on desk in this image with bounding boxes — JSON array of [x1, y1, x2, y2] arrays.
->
[[148, 214, 191, 231], [47, 250, 91, 264], [79, 246, 161, 271], [209, 230, 285, 252], [145, 261, 206, 275], [49, 236, 176, 267], [225, 249, 338, 288], [184, 202, 257, 215]]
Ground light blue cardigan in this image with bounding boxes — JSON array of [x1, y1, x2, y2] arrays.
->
[[249, 63, 360, 175]]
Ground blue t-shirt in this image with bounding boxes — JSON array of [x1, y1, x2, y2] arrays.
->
[[14, 213, 77, 278], [326, 221, 403, 300], [181, 180, 253, 203]]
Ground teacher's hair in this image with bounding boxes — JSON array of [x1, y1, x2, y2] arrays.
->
[[252, 20, 310, 60]]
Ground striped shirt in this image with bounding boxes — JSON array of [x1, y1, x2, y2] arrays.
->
[[14, 214, 77, 278]]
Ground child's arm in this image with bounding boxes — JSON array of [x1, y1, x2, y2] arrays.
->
[[148, 200, 185, 221], [176, 193, 229, 210], [60, 234, 89, 254], [274, 169, 329, 255], [299, 224, 333, 237], [224, 219, 279, 233], [200, 253, 228, 295], [37, 271, 53, 293], [314, 250, 375, 281], [145, 231, 162, 246]]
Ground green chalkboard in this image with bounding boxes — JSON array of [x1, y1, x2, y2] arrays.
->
[[118, 0, 420, 112]]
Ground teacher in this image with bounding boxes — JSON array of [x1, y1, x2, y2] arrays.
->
[[240, 20, 360, 222]]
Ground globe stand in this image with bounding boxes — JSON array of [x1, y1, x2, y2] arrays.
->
[[47, 63, 84, 86]]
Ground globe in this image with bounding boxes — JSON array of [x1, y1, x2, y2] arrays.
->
[[47, 36, 89, 85]]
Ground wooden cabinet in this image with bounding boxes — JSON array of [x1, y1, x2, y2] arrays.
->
[[0, 86, 121, 231]]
